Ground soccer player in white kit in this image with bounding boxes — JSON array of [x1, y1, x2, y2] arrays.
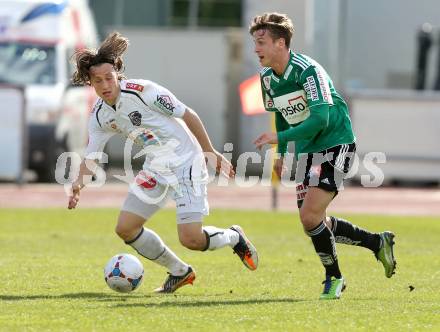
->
[[67, 32, 258, 293]]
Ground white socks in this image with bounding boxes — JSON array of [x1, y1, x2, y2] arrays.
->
[[126, 226, 240, 275], [203, 226, 239, 250], [126, 228, 188, 276]]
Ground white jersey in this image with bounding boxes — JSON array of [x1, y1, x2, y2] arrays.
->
[[85, 79, 204, 183]]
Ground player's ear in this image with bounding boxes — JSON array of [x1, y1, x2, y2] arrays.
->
[[276, 38, 285, 49]]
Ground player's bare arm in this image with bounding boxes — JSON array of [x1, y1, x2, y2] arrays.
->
[[183, 108, 235, 178], [253, 131, 278, 150], [67, 158, 98, 209], [253, 133, 284, 177]]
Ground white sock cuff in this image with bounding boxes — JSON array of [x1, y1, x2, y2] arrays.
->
[[203, 226, 239, 250], [126, 228, 188, 275], [127, 228, 165, 260]]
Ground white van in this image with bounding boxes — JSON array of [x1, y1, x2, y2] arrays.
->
[[0, 0, 98, 181]]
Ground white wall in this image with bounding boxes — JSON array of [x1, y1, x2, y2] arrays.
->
[[313, 0, 440, 90], [110, 27, 230, 150], [350, 90, 440, 182]]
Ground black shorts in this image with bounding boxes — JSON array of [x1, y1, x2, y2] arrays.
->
[[295, 143, 356, 208]]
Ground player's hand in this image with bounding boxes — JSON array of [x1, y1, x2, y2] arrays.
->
[[273, 157, 285, 179], [254, 132, 278, 150], [212, 151, 235, 178], [68, 183, 81, 209]]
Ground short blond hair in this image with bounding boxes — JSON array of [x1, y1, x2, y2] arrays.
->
[[249, 12, 294, 48]]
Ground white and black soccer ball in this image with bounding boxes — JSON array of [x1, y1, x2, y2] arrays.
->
[[104, 254, 144, 293]]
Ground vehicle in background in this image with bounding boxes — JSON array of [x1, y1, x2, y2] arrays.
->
[[0, 0, 98, 181]]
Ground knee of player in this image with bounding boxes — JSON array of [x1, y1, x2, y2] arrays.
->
[[114, 223, 126, 239], [299, 208, 321, 228], [179, 234, 205, 250], [115, 222, 135, 241]]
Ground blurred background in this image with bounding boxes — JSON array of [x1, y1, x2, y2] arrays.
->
[[1, 0, 440, 186]]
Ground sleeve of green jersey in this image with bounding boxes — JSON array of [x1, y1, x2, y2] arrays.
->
[[301, 65, 333, 108], [277, 103, 329, 145], [275, 111, 290, 156]]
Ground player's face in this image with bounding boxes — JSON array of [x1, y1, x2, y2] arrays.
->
[[252, 29, 285, 67], [89, 63, 120, 105]]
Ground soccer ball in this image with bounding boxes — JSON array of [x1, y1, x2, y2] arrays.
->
[[104, 254, 144, 293]]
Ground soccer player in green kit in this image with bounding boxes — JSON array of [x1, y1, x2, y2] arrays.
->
[[250, 12, 396, 299]]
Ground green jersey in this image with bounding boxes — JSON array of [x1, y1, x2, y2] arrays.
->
[[259, 51, 355, 158]]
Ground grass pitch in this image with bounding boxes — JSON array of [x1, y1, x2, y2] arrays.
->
[[0, 208, 439, 331]]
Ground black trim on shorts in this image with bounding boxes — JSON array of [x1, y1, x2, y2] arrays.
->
[[324, 143, 356, 174], [296, 142, 356, 197], [310, 143, 355, 192]]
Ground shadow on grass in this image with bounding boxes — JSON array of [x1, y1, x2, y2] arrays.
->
[[0, 293, 306, 307], [112, 297, 305, 308], [0, 292, 145, 301]]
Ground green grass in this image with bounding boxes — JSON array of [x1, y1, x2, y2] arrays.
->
[[0, 208, 439, 331]]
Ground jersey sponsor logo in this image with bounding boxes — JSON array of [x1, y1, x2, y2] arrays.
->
[[263, 76, 271, 90], [126, 82, 144, 92], [128, 128, 159, 147], [304, 76, 319, 101], [303, 82, 310, 98], [273, 91, 310, 125], [135, 171, 157, 189], [280, 96, 307, 117], [154, 94, 175, 113], [316, 70, 332, 103], [128, 111, 142, 126]]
